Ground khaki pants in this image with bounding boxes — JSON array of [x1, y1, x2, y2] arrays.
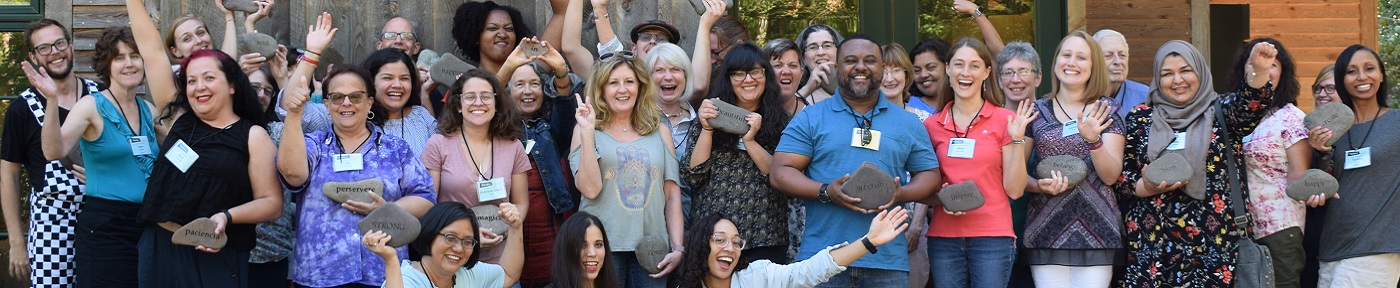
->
[[1319, 253, 1400, 288]]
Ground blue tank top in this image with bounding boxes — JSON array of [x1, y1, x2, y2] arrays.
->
[[79, 92, 157, 203]]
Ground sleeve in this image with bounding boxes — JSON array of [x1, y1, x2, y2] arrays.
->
[[1221, 83, 1276, 142], [997, 109, 1013, 146], [420, 134, 445, 171], [1104, 106, 1127, 136], [597, 37, 624, 56], [906, 117, 940, 172], [663, 137, 681, 183], [0, 102, 32, 163], [398, 146, 438, 203], [390, 260, 431, 288], [461, 263, 507, 288], [569, 144, 582, 174], [679, 142, 712, 192], [543, 73, 586, 100], [775, 110, 816, 157], [756, 244, 848, 288], [299, 103, 333, 133], [1115, 108, 1151, 198], [1280, 107, 1309, 146], [511, 140, 532, 174]]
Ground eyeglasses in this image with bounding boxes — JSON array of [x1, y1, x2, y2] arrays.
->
[[327, 92, 368, 104], [381, 32, 416, 41], [1000, 69, 1038, 80], [729, 68, 765, 81], [600, 51, 635, 61], [1312, 84, 1336, 95], [440, 233, 478, 248], [804, 42, 837, 52], [461, 92, 496, 104], [32, 39, 70, 56], [636, 33, 670, 44], [251, 84, 275, 96], [710, 234, 747, 250]]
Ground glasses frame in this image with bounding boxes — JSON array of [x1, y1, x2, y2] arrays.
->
[[729, 68, 766, 82], [32, 38, 71, 56], [440, 233, 478, 248], [1312, 84, 1337, 95], [600, 51, 635, 61], [1000, 69, 1038, 80], [326, 92, 369, 104], [710, 234, 747, 250], [381, 32, 417, 41]]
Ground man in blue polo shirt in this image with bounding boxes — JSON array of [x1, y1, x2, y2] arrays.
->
[[770, 34, 942, 287]]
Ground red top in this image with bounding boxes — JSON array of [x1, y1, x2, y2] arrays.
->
[[925, 101, 1016, 238]]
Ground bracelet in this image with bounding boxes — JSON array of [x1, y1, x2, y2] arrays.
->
[[1088, 139, 1104, 150], [221, 209, 234, 224], [860, 237, 878, 254], [595, 13, 609, 20], [969, 8, 983, 19], [299, 55, 320, 66], [702, 127, 714, 132], [304, 50, 322, 57], [1011, 139, 1025, 144]]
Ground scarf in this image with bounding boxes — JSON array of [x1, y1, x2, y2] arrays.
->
[[1146, 40, 1215, 200]]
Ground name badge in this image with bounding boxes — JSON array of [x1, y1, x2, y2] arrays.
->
[[1061, 120, 1079, 137], [737, 139, 747, 151], [1167, 132, 1187, 150], [850, 128, 882, 151], [164, 139, 199, 173], [1344, 147, 1372, 170], [1242, 134, 1254, 144], [333, 153, 364, 172], [524, 139, 536, 153], [129, 136, 153, 156], [948, 138, 976, 159], [477, 177, 507, 202]]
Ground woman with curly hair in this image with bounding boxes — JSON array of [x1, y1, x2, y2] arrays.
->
[[452, 0, 536, 74]]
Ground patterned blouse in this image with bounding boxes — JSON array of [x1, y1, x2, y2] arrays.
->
[[1241, 104, 1308, 238], [681, 132, 790, 249], [1115, 85, 1272, 287], [1022, 97, 1125, 259]]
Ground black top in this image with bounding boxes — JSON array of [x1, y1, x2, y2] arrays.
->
[[140, 113, 257, 251], [0, 81, 103, 188]]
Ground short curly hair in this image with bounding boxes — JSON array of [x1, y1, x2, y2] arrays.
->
[[93, 26, 137, 87]]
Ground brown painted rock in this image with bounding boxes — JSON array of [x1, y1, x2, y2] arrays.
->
[[1143, 153, 1193, 186], [222, 0, 260, 13], [430, 54, 476, 87], [520, 41, 547, 58], [470, 205, 510, 235], [842, 162, 896, 210], [322, 179, 384, 204], [1036, 155, 1090, 188], [938, 181, 984, 213], [708, 99, 752, 135], [237, 33, 278, 59], [635, 235, 670, 274], [171, 217, 227, 249], [1286, 169, 1339, 201], [357, 203, 421, 248], [1304, 102, 1355, 146]]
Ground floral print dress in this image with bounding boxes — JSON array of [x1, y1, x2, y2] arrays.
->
[[1115, 86, 1272, 287]]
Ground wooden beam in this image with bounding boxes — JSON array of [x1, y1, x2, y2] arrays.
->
[[1189, 0, 1209, 58], [1359, 0, 1378, 48], [1084, 0, 1190, 19], [1249, 3, 1360, 19], [45, 0, 75, 29], [72, 6, 128, 29]]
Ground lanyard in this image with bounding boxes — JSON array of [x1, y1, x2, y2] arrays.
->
[[949, 100, 985, 139], [185, 120, 236, 146], [462, 129, 494, 180], [1348, 107, 1384, 151], [332, 129, 373, 154], [851, 110, 874, 146], [1053, 97, 1088, 124], [109, 91, 141, 136]]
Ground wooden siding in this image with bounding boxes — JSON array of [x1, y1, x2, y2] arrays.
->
[[1083, 0, 1194, 86]]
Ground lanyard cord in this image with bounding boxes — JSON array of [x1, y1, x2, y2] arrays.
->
[[1053, 97, 1089, 124], [333, 129, 372, 154], [851, 110, 874, 145], [109, 90, 141, 136], [950, 100, 986, 139], [462, 129, 494, 180], [1348, 107, 1384, 151]]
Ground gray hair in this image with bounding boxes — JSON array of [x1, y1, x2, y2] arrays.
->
[[996, 41, 1040, 73], [764, 38, 799, 60], [796, 24, 843, 52], [642, 43, 695, 103], [1092, 29, 1128, 50]]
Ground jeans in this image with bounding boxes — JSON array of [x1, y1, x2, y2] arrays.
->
[[928, 237, 1015, 288], [1256, 226, 1305, 288], [73, 197, 144, 288], [612, 251, 666, 288], [814, 267, 909, 288]]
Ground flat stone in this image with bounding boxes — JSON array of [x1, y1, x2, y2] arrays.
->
[[520, 41, 547, 58], [470, 205, 510, 235], [1286, 169, 1339, 201], [938, 181, 984, 213], [322, 179, 384, 204], [222, 0, 260, 13], [416, 50, 440, 69], [430, 54, 476, 88], [1304, 102, 1355, 146], [1036, 155, 1090, 188], [635, 235, 670, 274], [708, 99, 752, 135], [171, 217, 227, 249], [1143, 153, 1193, 186], [357, 202, 422, 248], [236, 33, 278, 59], [842, 162, 895, 210], [688, 0, 735, 15]]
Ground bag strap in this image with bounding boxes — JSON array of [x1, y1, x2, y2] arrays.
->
[[1216, 101, 1253, 238]]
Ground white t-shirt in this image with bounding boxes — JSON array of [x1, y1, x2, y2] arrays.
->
[[391, 259, 506, 288]]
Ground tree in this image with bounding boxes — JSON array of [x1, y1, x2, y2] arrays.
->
[[1381, 0, 1398, 107]]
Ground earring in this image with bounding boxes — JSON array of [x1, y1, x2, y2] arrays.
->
[[367, 111, 376, 120]]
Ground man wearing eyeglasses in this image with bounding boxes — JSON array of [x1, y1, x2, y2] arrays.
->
[[1093, 29, 1148, 118], [377, 17, 425, 57], [595, 17, 681, 61], [771, 35, 942, 288], [3, 18, 105, 288]]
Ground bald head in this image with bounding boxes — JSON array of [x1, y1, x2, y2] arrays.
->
[[379, 17, 421, 55]]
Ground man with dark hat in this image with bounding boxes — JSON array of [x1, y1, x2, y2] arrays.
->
[[593, 0, 681, 60]]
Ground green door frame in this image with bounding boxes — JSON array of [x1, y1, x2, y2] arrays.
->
[[0, 0, 44, 31]]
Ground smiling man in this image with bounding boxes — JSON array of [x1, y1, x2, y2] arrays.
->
[[1093, 29, 1148, 117], [770, 35, 942, 288]]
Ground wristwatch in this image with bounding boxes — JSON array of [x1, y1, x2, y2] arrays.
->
[[818, 183, 831, 203]]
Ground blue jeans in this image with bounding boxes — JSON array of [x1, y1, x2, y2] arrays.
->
[[814, 267, 908, 288], [612, 252, 666, 288], [928, 237, 1016, 288]]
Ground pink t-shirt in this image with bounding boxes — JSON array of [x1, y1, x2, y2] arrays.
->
[[1242, 104, 1309, 237], [421, 133, 531, 263], [925, 101, 1016, 238]]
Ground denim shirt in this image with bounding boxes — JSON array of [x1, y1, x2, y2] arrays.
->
[[524, 73, 584, 213]]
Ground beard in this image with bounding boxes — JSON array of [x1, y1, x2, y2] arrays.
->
[[839, 71, 881, 101], [46, 56, 74, 79]]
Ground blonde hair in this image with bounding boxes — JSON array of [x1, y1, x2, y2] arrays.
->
[[164, 14, 204, 53], [882, 43, 915, 102], [1047, 30, 1112, 103], [1313, 64, 1336, 88], [586, 56, 662, 135]]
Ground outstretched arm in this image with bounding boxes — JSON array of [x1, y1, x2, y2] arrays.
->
[[126, 0, 178, 118], [953, 0, 1005, 56], [690, 0, 725, 94], [562, 0, 596, 76]]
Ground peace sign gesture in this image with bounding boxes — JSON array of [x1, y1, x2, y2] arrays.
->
[[1076, 99, 1115, 143], [574, 93, 596, 130]]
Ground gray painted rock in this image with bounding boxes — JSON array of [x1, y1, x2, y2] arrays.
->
[[430, 54, 476, 87], [171, 217, 227, 249], [1304, 102, 1355, 146], [635, 235, 670, 274], [1036, 155, 1090, 188], [1286, 169, 1339, 201], [357, 203, 422, 248], [1143, 153, 1192, 186], [708, 99, 752, 135], [471, 205, 510, 235], [416, 50, 441, 69], [237, 33, 278, 59], [842, 162, 895, 210], [939, 181, 984, 213], [688, 0, 735, 15], [322, 179, 384, 204], [223, 0, 260, 13]]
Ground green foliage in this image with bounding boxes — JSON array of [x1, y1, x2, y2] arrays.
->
[[1381, 0, 1399, 107], [737, 0, 861, 44], [0, 32, 30, 97]]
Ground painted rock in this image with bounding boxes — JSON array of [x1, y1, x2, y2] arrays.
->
[[1143, 153, 1192, 186], [222, 0, 260, 13], [1304, 102, 1355, 146], [171, 217, 227, 249], [938, 181, 984, 213], [322, 178, 384, 204], [356, 202, 422, 248], [635, 235, 670, 274], [1285, 169, 1339, 201], [430, 54, 477, 87], [237, 33, 278, 59], [708, 99, 752, 135], [842, 162, 895, 210], [471, 204, 510, 235], [1035, 155, 1090, 188]]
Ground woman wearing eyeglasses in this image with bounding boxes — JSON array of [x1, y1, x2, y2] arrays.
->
[[569, 51, 685, 288], [671, 208, 908, 288], [421, 69, 529, 265], [278, 14, 437, 288], [363, 201, 525, 288], [683, 43, 792, 265], [291, 48, 437, 157]]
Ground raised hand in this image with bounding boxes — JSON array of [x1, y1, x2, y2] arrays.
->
[[804, 62, 833, 95], [1007, 97, 1038, 140], [247, 0, 275, 26], [214, 0, 235, 17], [282, 76, 311, 114], [21, 54, 58, 97], [952, 0, 979, 15], [1077, 99, 1114, 143], [498, 202, 523, 229], [305, 12, 338, 55], [574, 93, 596, 129], [361, 230, 397, 260], [864, 206, 910, 246], [700, 0, 726, 25], [503, 37, 540, 70], [539, 40, 569, 75], [1247, 42, 1279, 75], [269, 45, 289, 81]]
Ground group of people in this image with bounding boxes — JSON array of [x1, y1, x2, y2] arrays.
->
[[0, 0, 1395, 287]]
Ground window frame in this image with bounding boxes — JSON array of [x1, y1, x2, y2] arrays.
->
[[0, 0, 43, 32]]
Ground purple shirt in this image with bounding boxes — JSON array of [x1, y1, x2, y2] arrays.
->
[[286, 125, 436, 287]]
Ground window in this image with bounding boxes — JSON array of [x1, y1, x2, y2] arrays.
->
[[737, 0, 861, 45], [917, 0, 1035, 45], [0, 0, 41, 31]]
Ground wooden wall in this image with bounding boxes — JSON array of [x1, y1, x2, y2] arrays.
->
[[1081, 0, 1194, 86]]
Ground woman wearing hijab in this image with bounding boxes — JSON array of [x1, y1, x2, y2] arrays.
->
[[1115, 40, 1277, 286]]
